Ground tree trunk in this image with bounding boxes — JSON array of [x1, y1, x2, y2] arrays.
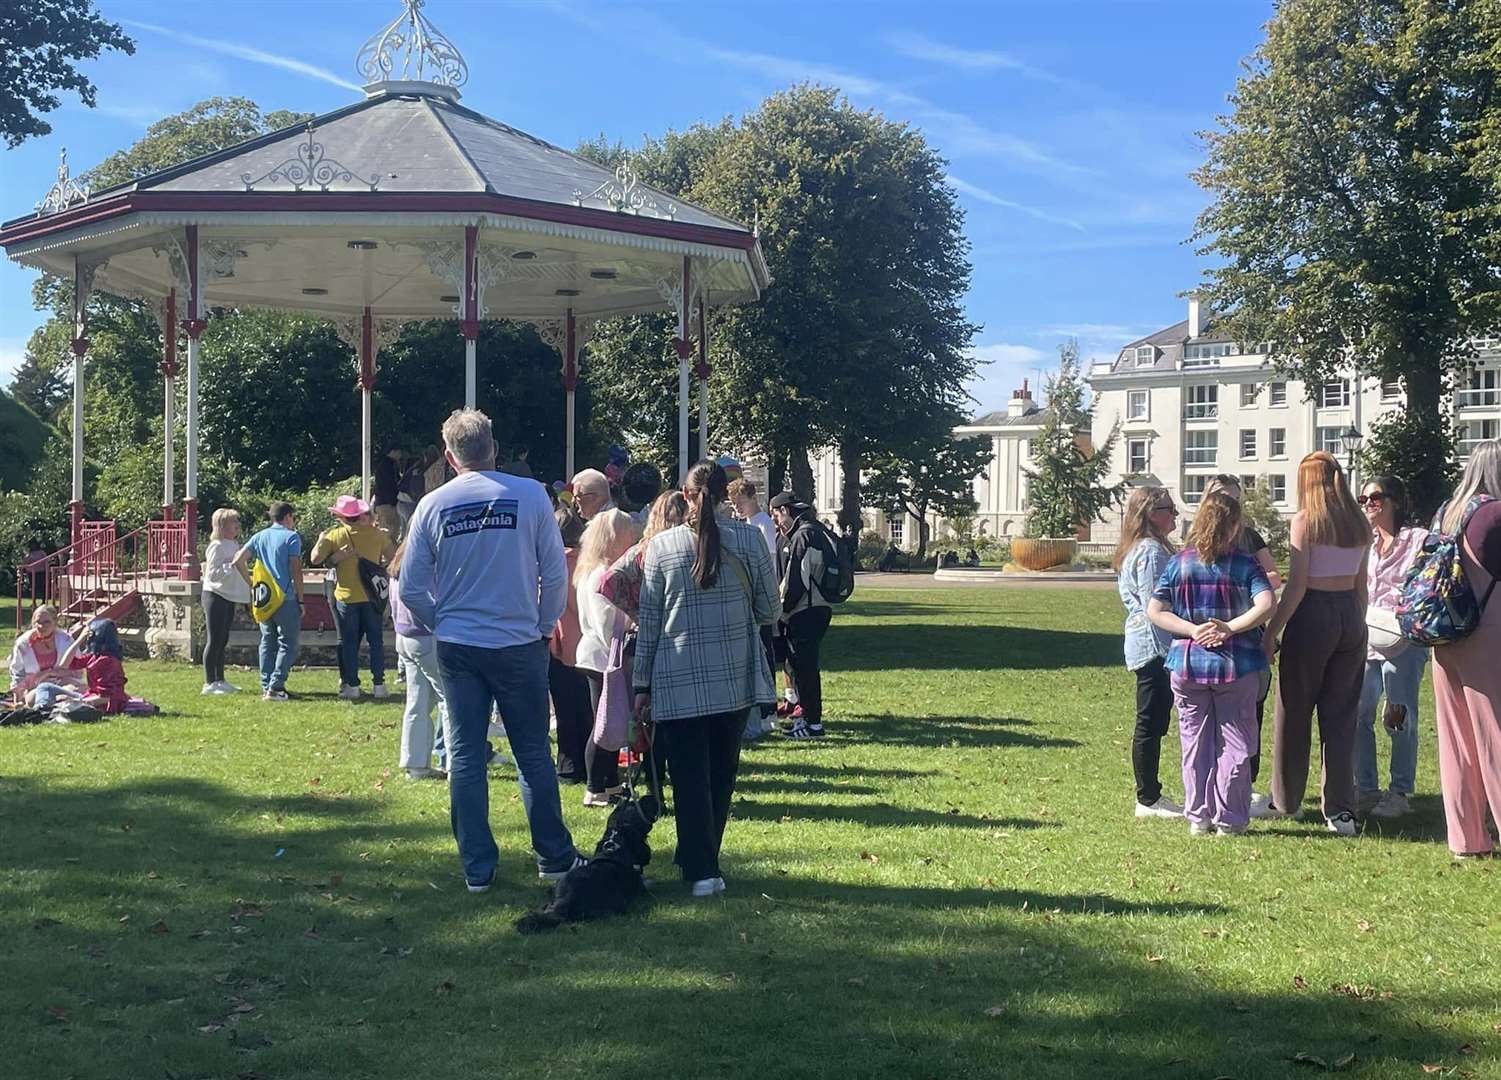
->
[[915, 510, 930, 561], [838, 437, 863, 536], [788, 446, 814, 504], [768, 451, 787, 500], [1404, 361, 1447, 519]]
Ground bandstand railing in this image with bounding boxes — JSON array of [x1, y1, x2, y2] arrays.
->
[[14, 519, 190, 631]]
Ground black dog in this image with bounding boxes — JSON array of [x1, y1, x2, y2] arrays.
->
[[515, 795, 658, 934]]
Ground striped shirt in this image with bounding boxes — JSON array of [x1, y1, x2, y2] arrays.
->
[[1152, 548, 1272, 684]]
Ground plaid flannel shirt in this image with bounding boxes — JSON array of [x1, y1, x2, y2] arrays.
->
[[1152, 548, 1272, 684], [632, 516, 778, 723]]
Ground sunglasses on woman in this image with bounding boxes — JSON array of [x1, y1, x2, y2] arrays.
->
[[1152, 503, 1178, 515], [1357, 493, 1388, 506]]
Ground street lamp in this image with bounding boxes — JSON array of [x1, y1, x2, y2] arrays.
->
[[1340, 424, 1363, 477]]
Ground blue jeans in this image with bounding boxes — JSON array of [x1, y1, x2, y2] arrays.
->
[[258, 598, 301, 692], [436, 638, 577, 882], [1355, 647, 1428, 796], [334, 599, 386, 688]]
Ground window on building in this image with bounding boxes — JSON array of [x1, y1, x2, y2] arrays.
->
[[1269, 475, 1287, 503], [1269, 381, 1288, 406], [1183, 475, 1208, 504], [1269, 428, 1287, 458], [1380, 379, 1403, 402], [1460, 419, 1500, 456], [1319, 380, 1351, 408], [1126, 390, 1149, 421], [1317, 426, 1345, 454], [887, 517, 904, 546], [1184, 430, 1218, 466], [1239, 430, 1256, 459], [1183, 342, 1233, 365], [1126, 438, 1149, 474], [1240, 383, 1259, 407], [1240, 474, 1257, 494], [1185, 384, 1218, 419], [1134, 345, 1156, 367], [1459, 368, 1499, 408]]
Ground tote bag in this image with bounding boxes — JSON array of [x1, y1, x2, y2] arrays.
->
[[591, 631, 634, 752]]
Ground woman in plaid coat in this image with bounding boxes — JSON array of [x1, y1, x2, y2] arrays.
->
[[632, 460, 778, 897]]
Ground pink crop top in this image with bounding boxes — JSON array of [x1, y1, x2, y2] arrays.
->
[[1308, 543, 1366, 577]]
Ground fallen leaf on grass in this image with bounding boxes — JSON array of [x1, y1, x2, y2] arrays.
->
[[229, 999, 256, 1014], [1421, 1066, 1447, 1075], [198, 1024, 223, 1034], [45, 1006, 70, 1023], [146, 870, 159, 880], [435, 980, 455, 995], [859, 851, 879, 863], [1457, 1044, 1475, 1055], [1146, 953, 1164, 963], [149, 920, 170, 935], [1293, 974, 1309, 990], [189, 929, 214, 939], [302, 928, 320, 941], [983, 1005, 1006, 1018], [308, 777, 321, 786], [846, 977, 866, 987], [1356, 919, 1373, 933]]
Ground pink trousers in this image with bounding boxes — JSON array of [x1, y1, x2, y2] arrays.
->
[[1431, 561, 1501, 855]]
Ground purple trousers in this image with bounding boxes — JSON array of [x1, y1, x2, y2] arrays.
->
[[1171, 671, 1260, 830]]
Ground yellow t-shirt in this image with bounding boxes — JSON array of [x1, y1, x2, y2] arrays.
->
[[311, 523, 391, 603]]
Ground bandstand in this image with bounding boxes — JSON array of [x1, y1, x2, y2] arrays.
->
[[2, 0, 768, 657]]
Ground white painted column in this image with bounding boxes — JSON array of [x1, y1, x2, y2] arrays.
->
[[359, 306, 375, 505], [464, 338, 476, 409], [565, 391, 577, 479], [463, 225, 479, 410], [163, 377, 175, 509], [678, 360, 691, 480], [677, 256, 692, 481], [184, 228, 202, 519], [564, 310, 577, 480]]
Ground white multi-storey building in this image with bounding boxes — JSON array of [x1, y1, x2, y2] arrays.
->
[[808, 295, 1500, 552], [1086, 296, 1501, 543]]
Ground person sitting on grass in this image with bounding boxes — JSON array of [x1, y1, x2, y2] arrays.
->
[[7, 604, 82, 701], [28, 618, 140, 715], [1147, 491, 1276, 838]]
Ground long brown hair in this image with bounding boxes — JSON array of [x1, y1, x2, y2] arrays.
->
[[1111, 485, 1177, 570], [643, 490, 688, 547], [1187, 491, 1242, 563], [683, 459, 728, 588], [1441, 440, 1501, 534], [1296, 451, 1368, 547], [387, 540, 407, 579]]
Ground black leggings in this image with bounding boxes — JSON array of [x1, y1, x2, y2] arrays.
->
[[1132, 657, 1172, 805], [201, 591, 236, 684], [582, 669, 621, 794]]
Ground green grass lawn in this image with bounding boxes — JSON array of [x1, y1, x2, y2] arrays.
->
[[3, 587, 1498, 1080]]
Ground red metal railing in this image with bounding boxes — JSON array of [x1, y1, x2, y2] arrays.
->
[[13, 520, 188, 631]]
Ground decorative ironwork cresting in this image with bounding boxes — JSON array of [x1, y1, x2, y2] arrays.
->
[[573, 164, 677, 219], [241, 123, 381, 192], [357, 0, 468, 87], [36, 149, 90, 216]]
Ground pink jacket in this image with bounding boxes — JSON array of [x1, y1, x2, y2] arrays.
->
[[549, 548, 583, 667]]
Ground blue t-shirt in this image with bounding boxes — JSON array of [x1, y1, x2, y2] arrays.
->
[[244, 523, 302, 596]]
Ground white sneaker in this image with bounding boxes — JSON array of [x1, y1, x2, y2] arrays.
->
[[1188, 821, 1215, 836], [405, 766, 446, 781], [201, 683, 217, 695], [338, 684, 362, 701], [1135, 797, 1184, 820], [1217, 823, 1248, 836], [1370, 791, 1410, 819], [1248, 791, 1274, 819], [371, 684, 390, 700], [1326, 812, 1358, 837], [215, 681, 240, 694], [690, 877, 726, 897]]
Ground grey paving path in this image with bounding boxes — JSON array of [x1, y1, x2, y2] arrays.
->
[[855, 571, 1116, 590]]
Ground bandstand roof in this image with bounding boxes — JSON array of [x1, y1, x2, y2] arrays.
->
[[1, 4, 767, 323]]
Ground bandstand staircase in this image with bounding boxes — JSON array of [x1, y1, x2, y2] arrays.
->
[[14, 519, 190, 631]]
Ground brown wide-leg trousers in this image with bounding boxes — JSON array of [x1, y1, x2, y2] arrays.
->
[[1272, 589, 1367, 819]]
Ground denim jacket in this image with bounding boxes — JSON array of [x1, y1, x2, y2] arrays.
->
[[1118, 538, 1173, 671]]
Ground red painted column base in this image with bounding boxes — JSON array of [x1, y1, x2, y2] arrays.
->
[[180, 498, 200, 581]]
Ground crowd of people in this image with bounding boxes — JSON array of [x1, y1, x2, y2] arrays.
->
[[1114, 442, 1501, 858]]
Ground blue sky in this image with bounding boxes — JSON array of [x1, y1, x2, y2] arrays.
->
[[0, 0, 1273, 413]]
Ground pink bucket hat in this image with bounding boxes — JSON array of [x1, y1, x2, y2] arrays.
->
[[328, 494, 370, 519]]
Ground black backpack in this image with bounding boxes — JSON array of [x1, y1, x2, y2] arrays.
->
[[358, 557, 392, 616], [809, 521, 855, 604]]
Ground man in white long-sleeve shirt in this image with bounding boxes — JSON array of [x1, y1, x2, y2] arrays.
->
[[401, 408, 582, 892]]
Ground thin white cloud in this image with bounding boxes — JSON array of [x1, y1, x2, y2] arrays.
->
[[970, 343, 1049, 367], [121, 19, 363, 93], [97, 103, 169, 127], [885, 31, 1084, 91], [699, 44, 887, 98], [946, 175, 1085, 232], [964, 342, 1054, 412]]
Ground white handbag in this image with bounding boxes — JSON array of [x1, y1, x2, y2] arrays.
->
[[1365, 605, 1409, 659]]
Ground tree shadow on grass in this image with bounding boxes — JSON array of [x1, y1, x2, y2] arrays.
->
[[731, 798, 1056, 832], [824, 623, 1120, 671], [840, 713, 1083, 750], [733, 776, 882, 797], [1, 775, 1491, 1080]]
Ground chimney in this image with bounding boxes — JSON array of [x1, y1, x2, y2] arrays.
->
[[1007, 377, 1036, 418], [1188, 293, 1202, 339]]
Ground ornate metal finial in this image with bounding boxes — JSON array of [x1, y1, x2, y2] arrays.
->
[[241, 122, 381, 192], [36, 148, 91, 216], [571, 163, 676, 219], [357, 0, 468, 87]]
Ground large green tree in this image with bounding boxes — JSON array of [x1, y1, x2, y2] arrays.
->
[[1194, 0, 1501, 515], [864, 413, 989, 560], [1024, 343, 1123, 539], [0, 0, 134, 147]]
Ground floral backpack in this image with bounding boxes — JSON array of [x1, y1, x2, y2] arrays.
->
[[1396, 494, 1498, 646]]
